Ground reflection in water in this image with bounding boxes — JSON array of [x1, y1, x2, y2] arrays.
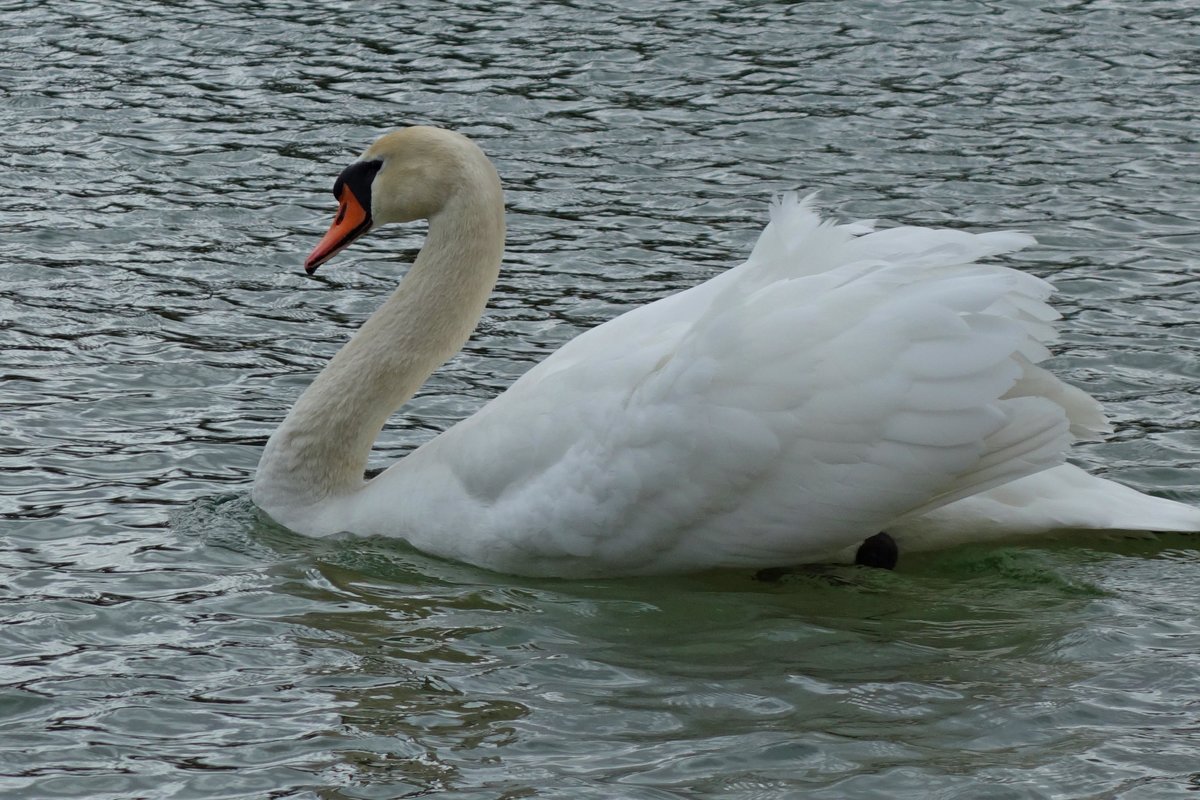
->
[[3, 0, 1200, 796]]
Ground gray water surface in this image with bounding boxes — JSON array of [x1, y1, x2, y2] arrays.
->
[[3, 0, 1200, 797]]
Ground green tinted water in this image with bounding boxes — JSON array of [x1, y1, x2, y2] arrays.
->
[[3, 0, 1200, 796]]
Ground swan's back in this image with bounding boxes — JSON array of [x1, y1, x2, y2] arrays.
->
[[349, 195, 1107, 576]]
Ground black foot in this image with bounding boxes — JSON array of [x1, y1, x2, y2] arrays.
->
[[754, 531, 899, 582], [854, 531, 898, 570]]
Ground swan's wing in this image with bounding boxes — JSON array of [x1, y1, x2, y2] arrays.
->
[[368, 196, 1097, 576]]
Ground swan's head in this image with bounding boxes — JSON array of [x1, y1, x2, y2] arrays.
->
[[304, 126, 500, 274]]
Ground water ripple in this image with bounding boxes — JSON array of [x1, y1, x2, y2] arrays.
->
[[3, 0, 1200, 796]]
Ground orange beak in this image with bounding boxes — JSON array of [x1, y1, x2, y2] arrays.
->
[[305, 184, 372, 274]]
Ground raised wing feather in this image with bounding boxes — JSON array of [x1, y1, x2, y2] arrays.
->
[[362, 196, 1091, 576]]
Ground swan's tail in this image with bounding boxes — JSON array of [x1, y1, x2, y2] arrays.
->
[[890, 464, 1200, 552]]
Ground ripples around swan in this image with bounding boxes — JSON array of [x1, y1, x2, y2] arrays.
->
[[3, 0, 1200, 796]]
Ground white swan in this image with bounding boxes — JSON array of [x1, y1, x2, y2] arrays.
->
[[253, 126, 1200, 576]]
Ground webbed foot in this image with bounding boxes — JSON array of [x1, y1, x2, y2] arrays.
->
[[854, 531, 898, 570], [755, 531, 899, 582]]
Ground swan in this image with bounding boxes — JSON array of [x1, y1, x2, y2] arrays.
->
[[253, 126, 1200, 577]]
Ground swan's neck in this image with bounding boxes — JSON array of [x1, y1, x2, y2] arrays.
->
[[255, 187, 505, 515]]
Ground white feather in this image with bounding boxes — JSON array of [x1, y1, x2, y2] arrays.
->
[[256, 131, 1200, 577], [341, 196, 1197, 575]]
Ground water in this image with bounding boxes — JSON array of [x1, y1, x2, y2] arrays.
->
[[3, 0, 1200, 796]]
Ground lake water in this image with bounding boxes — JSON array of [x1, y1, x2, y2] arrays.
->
[[4, 0, 1200, 797]]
